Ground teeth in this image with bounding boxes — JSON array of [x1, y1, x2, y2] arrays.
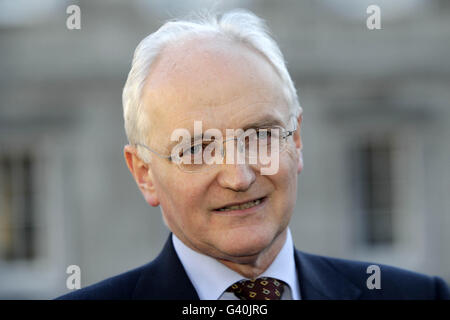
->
[[217, 198, 262, 212]]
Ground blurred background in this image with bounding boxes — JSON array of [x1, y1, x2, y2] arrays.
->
[[0, 0, 449, 299]]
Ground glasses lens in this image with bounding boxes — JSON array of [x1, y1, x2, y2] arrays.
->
[[177, 139, 222, 172], [176, 127, 288, 173]]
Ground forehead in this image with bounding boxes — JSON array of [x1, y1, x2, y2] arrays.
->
[[141, 34, 290, 139]]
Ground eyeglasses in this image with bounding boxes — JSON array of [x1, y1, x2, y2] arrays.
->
[[135, 124, 297, 173]]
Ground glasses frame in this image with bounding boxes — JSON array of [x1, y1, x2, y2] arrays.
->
[[134, 121, 298, 173]]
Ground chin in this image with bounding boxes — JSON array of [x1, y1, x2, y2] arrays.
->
[[215, 227, 278, 258]]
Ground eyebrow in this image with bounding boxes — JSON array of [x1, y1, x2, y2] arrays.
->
[[166, 115, 286, 150], [190, 116, 286, 140], [241, 116, 286, 131]]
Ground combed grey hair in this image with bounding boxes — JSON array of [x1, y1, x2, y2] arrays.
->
[[122, 9, 302, 160]]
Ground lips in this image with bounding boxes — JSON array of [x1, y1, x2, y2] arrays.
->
[[214, 197, 266, 212]]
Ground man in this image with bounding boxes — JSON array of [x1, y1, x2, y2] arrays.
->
[[57, 9, 449, 300]]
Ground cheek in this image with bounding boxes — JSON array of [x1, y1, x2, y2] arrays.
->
[[154, 169, 210, 223], [162, 179, 197, 206], [272, 152, 298, 209]]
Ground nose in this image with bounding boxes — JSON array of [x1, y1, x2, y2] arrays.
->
[[216, 163, 256, 192]]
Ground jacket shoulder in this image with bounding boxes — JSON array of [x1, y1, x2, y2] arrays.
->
[[56, 234, 199, 300], [298, 251, 450, 300]]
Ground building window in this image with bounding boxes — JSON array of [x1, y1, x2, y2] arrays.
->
[[354, 135, 395, 246], [0, 152, 36, 261]]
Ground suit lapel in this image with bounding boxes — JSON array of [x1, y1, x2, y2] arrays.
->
[[131, 234, 361, 300], [132, 234, 199, 300], [294, 249, 362, 300]]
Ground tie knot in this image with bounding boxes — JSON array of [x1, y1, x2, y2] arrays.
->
[[226, 277, 285, 300]]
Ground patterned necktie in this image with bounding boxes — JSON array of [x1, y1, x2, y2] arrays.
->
[[226, 277, 285, 300]]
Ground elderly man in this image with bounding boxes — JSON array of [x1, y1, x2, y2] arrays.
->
[[58, 9, 449, 300]]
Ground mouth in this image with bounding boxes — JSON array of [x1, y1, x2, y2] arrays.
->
[[213, 196, 268, 214]]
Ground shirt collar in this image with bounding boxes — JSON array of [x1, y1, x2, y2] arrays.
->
[[172, 228, 300, 300]]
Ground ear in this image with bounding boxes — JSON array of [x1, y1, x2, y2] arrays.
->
[[292, 114, 303, 174], [124, 144, 160, 207]]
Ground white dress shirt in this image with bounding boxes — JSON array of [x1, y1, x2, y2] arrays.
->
[[172, 227, 301, 300]]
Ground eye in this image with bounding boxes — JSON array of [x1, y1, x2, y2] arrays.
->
[[187, 144, 202, 155], [184, 142, 213, 156], [257, 129, 271, 140], [181, 144, 202, 157]]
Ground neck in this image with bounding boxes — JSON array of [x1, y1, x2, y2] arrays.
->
[[217, 228, 287, 279]]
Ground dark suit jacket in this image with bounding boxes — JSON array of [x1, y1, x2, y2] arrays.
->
[[57, 234, 450, 300]]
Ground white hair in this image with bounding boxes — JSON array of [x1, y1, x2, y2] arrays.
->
[[122, 9, 302, 160]]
